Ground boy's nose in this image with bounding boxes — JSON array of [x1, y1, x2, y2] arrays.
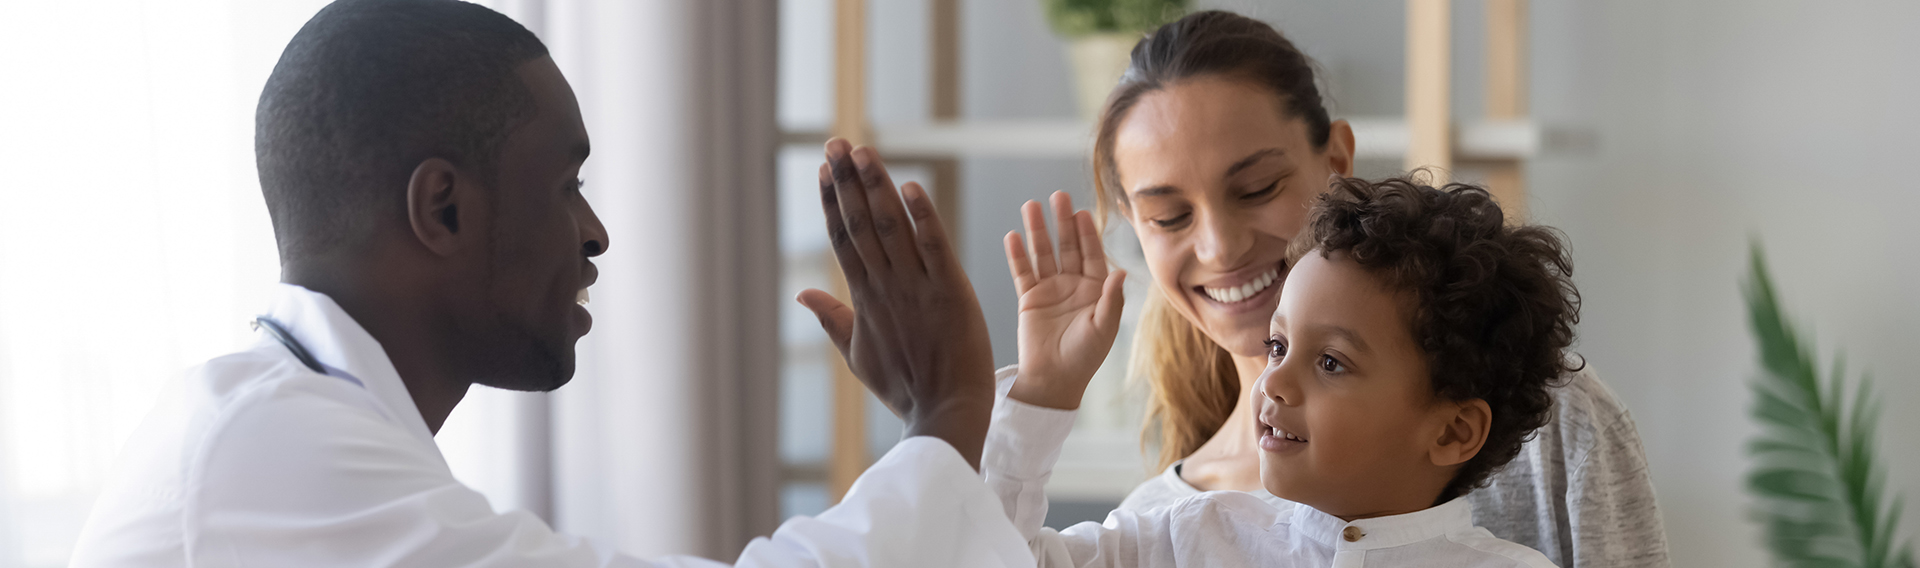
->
[[1255, 362, 1302, 406]]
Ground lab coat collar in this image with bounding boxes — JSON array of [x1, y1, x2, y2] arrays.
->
[[262, 283, 437, 445], [1288, 495, 1476, 552]]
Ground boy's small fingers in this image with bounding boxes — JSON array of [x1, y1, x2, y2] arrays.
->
[[1005, 231, 1036, 294]]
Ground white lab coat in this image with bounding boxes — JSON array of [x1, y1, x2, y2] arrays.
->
[[70, 284, 1034, 568]]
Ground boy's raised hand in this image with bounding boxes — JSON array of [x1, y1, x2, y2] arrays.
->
[[1004, 191, 1127, 410]]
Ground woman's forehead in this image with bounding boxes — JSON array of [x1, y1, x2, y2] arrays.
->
[[1113, 78, 1313, 191]]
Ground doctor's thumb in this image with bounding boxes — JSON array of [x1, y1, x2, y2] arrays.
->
[[795, 289, 855, 354]]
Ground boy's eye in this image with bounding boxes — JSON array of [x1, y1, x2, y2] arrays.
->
[[1264, 337, 1285, 359], [1318, 355, 1345, 373]]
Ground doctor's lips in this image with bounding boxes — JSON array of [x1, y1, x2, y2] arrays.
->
[[576, 288, 590, 306], [1195, 261, 1286, 304]]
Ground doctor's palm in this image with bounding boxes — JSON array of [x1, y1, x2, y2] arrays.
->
[[1005, 192, 1126, 410]]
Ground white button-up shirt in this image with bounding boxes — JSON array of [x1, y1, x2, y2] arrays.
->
[[981, 371, 1559, 568], [71, 284, 1034, 567]]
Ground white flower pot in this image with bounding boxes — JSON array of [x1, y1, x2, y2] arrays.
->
[[1065, 32, 1141, 122]]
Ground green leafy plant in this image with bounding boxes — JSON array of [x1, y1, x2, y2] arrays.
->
[[1042, 0, 1189, 38], [1745, 243, 1915, 568]]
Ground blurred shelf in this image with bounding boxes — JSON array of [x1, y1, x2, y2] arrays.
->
[[1045, 429, 1152, 501], [780, 117, 1540, 162]]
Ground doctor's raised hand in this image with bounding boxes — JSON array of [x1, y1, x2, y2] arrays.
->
[[797, 139, 998, 470], [1003, 192, 1127, 410]]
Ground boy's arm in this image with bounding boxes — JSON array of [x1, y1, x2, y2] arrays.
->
[[985, 366, 1178, 568], [983, 366, 1078, 538]]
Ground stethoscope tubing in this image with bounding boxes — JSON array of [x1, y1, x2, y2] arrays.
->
[[252, 316, 326, 374]]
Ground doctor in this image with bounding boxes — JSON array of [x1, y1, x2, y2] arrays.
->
[[70, 0, 1031, 566]]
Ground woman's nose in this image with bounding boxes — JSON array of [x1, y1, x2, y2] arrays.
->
[[1192, 210, 1254, 268]]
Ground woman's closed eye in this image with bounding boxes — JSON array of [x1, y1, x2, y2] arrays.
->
[[1240, 178, 1284, 202], [1151, 211, 1192, 229]]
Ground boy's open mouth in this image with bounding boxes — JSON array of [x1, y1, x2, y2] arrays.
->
[[1257, 416, 1309, 453]]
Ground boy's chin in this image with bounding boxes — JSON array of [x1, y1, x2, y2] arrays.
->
[[1257, 459, 1304, 502]]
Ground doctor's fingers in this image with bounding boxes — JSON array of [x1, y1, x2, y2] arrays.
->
[[818, 162, 870, 287], [900, 181, 964, 282], [825, 141, 905, 278], [846, 146, 927, 273]]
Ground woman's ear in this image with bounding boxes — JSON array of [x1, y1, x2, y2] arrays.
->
[[406, 157, 487, 257], [1429, 398, 1490, 467], [1324, 119, 1356, 177]]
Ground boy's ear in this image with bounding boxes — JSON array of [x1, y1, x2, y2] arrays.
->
[[1429, 398, 1491, 468]]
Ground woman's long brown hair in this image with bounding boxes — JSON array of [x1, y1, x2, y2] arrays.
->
[[1091, 10, 1332, 471]]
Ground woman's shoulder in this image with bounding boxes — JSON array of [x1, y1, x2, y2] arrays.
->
[[1547, 363, 1640, 441]]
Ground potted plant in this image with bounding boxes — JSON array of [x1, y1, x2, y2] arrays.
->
[[1042, 0, 1189, 121], [1744, 244, 1915, 568]]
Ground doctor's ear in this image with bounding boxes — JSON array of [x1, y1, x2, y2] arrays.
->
[[406, 157, 486, 257]]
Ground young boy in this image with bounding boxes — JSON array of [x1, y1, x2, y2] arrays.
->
[[985, 177, 1580, 567]]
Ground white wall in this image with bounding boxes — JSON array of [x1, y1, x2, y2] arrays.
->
[[1525, 3, 1920, 566]]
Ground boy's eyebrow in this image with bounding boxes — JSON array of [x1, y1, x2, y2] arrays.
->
[[1310, 324, 1373, 354]]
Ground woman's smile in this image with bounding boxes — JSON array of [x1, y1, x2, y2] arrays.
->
[[1189, 259, 1289, 315]]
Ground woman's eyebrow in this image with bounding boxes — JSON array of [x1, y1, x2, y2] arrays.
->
[[1225, 148, 1285, 178], [1133, 184, 1180, 198]]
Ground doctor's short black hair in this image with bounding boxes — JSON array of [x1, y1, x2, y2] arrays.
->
[[1286, 176, 1582, 503], [256, 0, 548, 261]]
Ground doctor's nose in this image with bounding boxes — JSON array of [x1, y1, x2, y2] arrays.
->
[[580, 200, 609, 257]]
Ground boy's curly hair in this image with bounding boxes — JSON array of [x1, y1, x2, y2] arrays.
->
[[1287, 176, 1582, 501]]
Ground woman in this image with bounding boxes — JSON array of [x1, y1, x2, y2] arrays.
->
[[999, 10, 1669, 568]]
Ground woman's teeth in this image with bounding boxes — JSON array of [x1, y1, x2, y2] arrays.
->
[[1202, 267, 1280, 304], [576, 288, 590, 306]]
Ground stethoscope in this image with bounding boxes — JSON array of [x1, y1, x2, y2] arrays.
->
[[252, 316, 326, 374]]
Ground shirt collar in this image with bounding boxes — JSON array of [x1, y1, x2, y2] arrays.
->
[[261, 283, 437, 445], [1287, 496, 1476, 551]]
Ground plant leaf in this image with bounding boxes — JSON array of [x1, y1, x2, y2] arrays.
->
[[1744, 242, 1914, 568]]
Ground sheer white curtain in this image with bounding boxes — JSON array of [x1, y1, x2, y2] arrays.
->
[[0, 1, 779, 565], [540, 0, 783, 559], [0, 2, 324, 566]]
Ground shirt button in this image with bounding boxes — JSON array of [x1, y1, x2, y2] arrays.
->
[[1342, 526, 1364, 542]]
